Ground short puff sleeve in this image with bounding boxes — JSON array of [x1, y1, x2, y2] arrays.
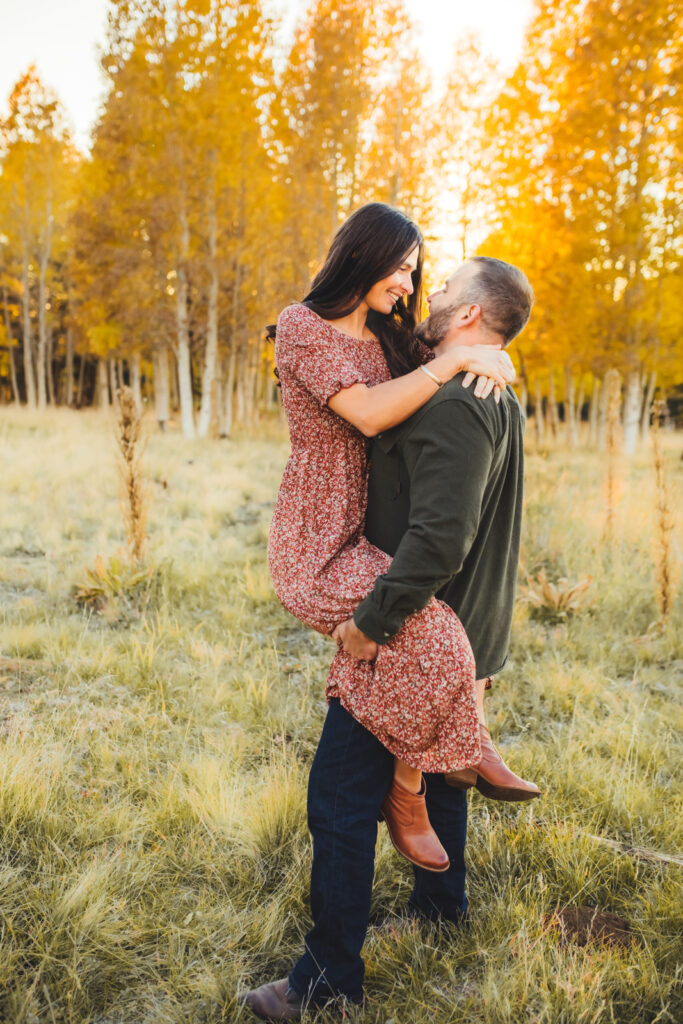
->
[[275, 304, 372, 406]]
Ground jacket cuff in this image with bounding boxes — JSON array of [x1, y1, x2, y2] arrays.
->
[[353, 596, 399, 645]]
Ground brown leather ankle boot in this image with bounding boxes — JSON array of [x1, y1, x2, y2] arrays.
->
[[380, 776, 450, 872], [446, 724, 540, 801], [238, 977, 304, 1020]]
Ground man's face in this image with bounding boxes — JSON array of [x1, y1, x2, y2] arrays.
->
[[415, 262, 480, 346]]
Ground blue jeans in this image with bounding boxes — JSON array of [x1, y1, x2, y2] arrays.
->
[[289, 698, 468, 1004]]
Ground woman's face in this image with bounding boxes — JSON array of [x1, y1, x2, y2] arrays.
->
[[363, 244, 420, 314]]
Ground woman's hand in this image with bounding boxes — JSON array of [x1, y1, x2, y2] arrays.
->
[[332, 618, 379, 660], [462, 373, 507, 402], [431, 344, 516, 398]]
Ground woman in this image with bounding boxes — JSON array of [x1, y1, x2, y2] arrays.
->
[[268, 203, 533, 874]]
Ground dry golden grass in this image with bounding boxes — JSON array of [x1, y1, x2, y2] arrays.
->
[[0, 406, 681, 1024], [116, 385, 149, 564]]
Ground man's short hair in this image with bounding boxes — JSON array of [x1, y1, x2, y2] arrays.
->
[[457, 257, 534, 344]]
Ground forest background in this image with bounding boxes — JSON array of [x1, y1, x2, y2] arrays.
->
[[1, 2, 682, 1022], [1, 0, 681, 449]]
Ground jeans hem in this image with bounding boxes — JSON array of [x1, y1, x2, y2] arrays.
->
[[288, 968, 364, 1007], [407, 898, 470, 928]]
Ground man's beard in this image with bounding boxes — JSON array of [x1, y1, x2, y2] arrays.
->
[[414, 305, 457, 348]]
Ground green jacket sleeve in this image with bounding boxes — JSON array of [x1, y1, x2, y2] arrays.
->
[[353, 398, 495, 643]]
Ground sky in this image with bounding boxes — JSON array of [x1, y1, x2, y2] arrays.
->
[[0, 0, 534, 152]]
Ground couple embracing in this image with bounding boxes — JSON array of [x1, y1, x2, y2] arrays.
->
[[240, 202, 538, 1020]]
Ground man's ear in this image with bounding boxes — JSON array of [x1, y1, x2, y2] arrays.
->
[[461, 303, 482, 324]]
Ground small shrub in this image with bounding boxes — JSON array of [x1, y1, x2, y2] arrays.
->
[[520, 568, 593, 622], [73, 552, 157, 622]]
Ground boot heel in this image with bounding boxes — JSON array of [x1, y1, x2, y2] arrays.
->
[[444, 768, 477, 790]]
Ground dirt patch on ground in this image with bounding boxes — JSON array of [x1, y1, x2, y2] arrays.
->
[[544, 906, 637, 950]]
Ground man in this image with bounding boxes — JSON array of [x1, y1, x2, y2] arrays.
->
[[241, 256, 535, 1020]]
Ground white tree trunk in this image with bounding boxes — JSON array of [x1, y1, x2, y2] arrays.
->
[[547, 369, 558, 437], [597, 375, 609, 451], [66, 327, 74, 406], [175, 207, 195, 439], [564, 366, 578, 448], [640, 370, 656, 441], [588, 377, 600, 448], [130, 351, 142, 411], [518, 376, 528, 417], [175, 316, 195, 438], [21, 244, 36, 408], [222, 257, 242, 436], [46, 328, 55, 405], [153, 345, 170, 429], [197, 203, 219, 439], [97, 357, 109, 407], [222, 346, 237, 437], [108, 354, 117, 404], [36, 202, 53, 409], [534, 377, 545, 447], [623, 369, 642, 455]]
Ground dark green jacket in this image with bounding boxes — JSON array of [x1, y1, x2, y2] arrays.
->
[[353, 371, 525, 679]]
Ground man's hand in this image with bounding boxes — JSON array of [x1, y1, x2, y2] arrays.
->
[[332, 618, 379, 660]]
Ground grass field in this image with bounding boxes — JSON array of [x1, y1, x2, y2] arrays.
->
[[0, 407, 682, 1024]]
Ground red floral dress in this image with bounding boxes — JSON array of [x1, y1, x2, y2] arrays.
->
[[268, 303, 480, 772]]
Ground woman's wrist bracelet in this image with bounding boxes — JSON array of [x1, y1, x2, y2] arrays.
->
[[419, 363, 444, 388]]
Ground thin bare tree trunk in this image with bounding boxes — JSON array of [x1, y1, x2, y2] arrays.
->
[[175, 204, 195, 439], [97, 357, 109, 407], [130, 351, 142, 411], [169, 347, 179, 411], [197, 199, 219, 439], [154, 345, 170, 429], [588, 377, 600, 448], [236, 343, 247, 424], [623, 368, 642, 455], [597, 374, 610, 451], [222, 346, 237, 437], [640, 370, 656, 441], [547, 369, 558, 438], [2, 282, 20, 403], [20, 239, 36, 408], [576, 374, 585, 445], [76, 353, 86, 407], [108, 354, 117, 404], [222, 256, 242, 436], [36, 198, 53, 409], [46, 327, 56, 405], [534, 377, 545, 447], [65, 327, 74, 406], [518, 376, 528, 418], [564, 365, 578, 448], [211, 375, 222, 438]]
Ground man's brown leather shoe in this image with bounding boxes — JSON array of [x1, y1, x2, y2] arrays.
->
[[380, 776, 450, 872], [238, 977, 305, 1020], [445, 724, 540, 802]]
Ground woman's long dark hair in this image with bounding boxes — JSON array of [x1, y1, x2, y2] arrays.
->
[[269, 202, 424, 378]]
